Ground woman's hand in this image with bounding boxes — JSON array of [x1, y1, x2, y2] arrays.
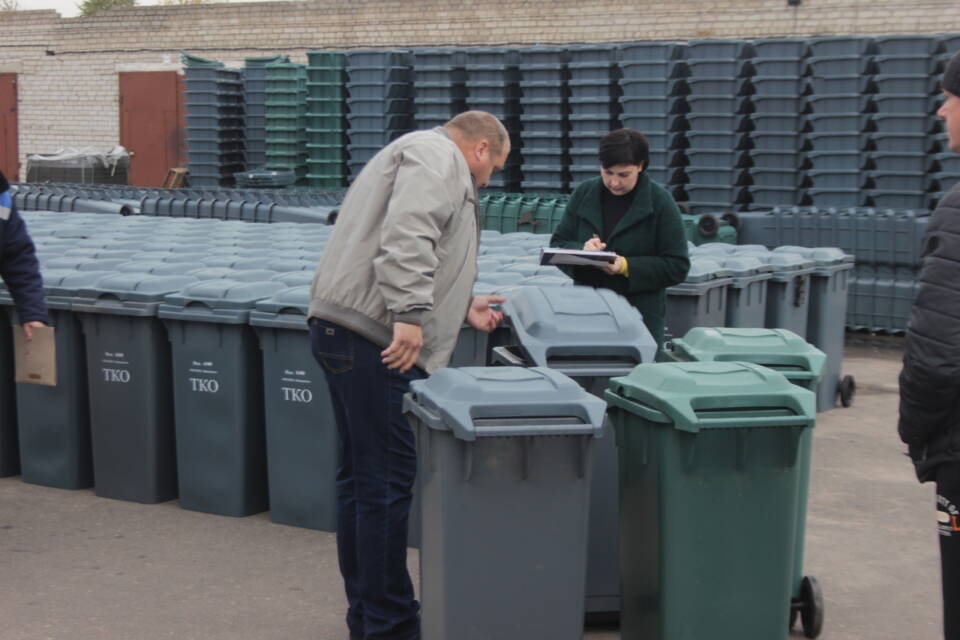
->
[[601, 255, 627, 276], [583, 235, 606, 251]]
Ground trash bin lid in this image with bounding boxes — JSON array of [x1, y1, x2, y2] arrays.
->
[[200, 256, 275, 269], [671, 328, 826, 382], [73, 274, 200, 315], [159, 279, 287, 323], [476, 258, 504, 273], [44, 257, 129, 272], [501, 285, 658, 371], [403, 366, 606, 441], [500, 263, 542, 276], [758, 252, 816, 272], [265, 258, 315, 272], [272, 271, 315, 287], [115, 261, 200, 276], [683, 257, 734, 283], [252, 285, 310, 316], [476, 271, 526, 286], [187, 267, 277, 282], [773, 246, 855, 266], [716, 256, 773, 276], [517, 274, 573, 287], [605, 361, 816, 433], [691, 242, 737, 256]]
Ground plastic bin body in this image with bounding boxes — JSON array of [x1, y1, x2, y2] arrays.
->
[[73, 275, 196, 503], [159, 280, 284, 516], [664, 260, 733, 343], [498, 285, 657, 615], [251, 287, 338, 531], [722, 263, 771, 328], [404, 366, 606, 640], [606, 361, 816, 640]]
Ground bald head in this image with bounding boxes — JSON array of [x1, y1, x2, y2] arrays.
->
[[444, 111, 510, 157]]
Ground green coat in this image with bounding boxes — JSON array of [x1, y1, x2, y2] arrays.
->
[[549, 174, 690, 347]]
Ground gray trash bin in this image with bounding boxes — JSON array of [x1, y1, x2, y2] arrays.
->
[[158, 279, 285, 516], [72, 274, 198, 503], [716, 256, 773, 329], [775, 247, 856, 411], [493, 285, 657, 617], [664, 258, 734, 344], [403, 366, 607, 640], [9, 270, 112, 489], [250, 285, 338, 531], [752, 251, 816, 339]]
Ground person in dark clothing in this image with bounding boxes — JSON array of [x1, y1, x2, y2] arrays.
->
[[0, 171, 47, 338], [549, 128, 690, 348], [898, 50, 960, 640]]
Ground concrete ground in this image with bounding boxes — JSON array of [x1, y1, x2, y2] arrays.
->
[[0, 337, 944, 640]]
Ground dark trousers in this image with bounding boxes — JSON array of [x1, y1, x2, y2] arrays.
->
[[310, 318, 424, 640], [937, 462, 960, 640]]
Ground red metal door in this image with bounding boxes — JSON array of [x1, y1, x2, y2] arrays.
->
[[0, 74, 19, 181], [119, 71, 184, 187]]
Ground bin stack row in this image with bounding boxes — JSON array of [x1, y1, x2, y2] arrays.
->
[[748, 38, 810, 209], [617, 41, 688, 194], [184, 65, 246, 188], [518, 46, 569, 193], [264, 61, 308, 184], [305, 50, 347, 189], [738, 206, 927, 333], [412, 48, 467, 130], [682, 39, 754, 213], [242, 56, 285, 169], [566, 44, 622, 187], [463, 48, 522, 192], [345, 49, 414, 182]]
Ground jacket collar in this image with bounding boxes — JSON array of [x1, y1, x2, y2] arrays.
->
[[583, 173, 655, 243]]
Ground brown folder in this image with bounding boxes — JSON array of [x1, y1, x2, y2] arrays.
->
[[14, 325, 56, 386]]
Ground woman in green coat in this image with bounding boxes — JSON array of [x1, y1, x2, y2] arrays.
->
[[550, 128, 690, 348]]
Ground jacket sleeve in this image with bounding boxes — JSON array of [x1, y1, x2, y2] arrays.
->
[[373, 141, 460, 326], [548, 185, 596, 280], [0, 197, 48, 325], [622, 191, 690, 293], [898, 187, 960, 447]]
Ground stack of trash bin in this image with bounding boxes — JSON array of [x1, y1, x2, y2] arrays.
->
[[867, 35, 942, 210], [304, 50, 347, 189], [566, 44, 622, 188], [243, 56, 287, 169], [518, 46, 569, 193], [617, 41, 689, 192], [747, 38, 810, 209], [264, 61, 308, 185], [464, 48, 522, 192], [184, 65, 246, 187], [345, 50, 414, 181], [683, 39, 753, 213], [806, 36, 876, 208], [412, 48, 467, 131]]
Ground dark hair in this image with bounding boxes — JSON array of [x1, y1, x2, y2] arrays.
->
[[598, 128, 649, 170]]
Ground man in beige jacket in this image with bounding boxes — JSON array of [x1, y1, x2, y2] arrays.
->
[[308, 111, 509, 640]]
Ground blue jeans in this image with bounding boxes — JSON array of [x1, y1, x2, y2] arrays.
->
[[309, 318, 424, 640]]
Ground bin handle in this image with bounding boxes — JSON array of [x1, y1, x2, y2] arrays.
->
[[491, 345, 529, 367], [604, 390, 813, 433]]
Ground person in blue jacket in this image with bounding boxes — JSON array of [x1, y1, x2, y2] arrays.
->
[[0, 171, 48, 338]]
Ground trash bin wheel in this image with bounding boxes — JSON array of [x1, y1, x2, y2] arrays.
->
[[697, 213, 719, 237], [720, 211, 742, 231], [838, 375, 856, 408], [800, 575, 824, 638]]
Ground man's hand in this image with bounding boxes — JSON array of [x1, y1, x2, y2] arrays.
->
[[601, 255, 626, 276], [583, 235, 606, 251], [381, 322, 423, 373], [21, 321, 45, 341], [466, 295, 505, 333]]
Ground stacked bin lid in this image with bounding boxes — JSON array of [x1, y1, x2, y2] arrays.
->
[[183, 55, 246, 188], [868, 35, 942, 210], [806, 36, 876, 208], [683, 39, 753, 213], [412, 48, 467, 131], [305, 50, 347, 189], [345, 49, 414, 181], [566, 44, 622, 187], [463, 47, 522, 192], [518, 46, 569, 193], [264, 60, 308, 184], [618, 41, 689, 194], [243, 55, 288, 169], [747, 38, 810, 209]]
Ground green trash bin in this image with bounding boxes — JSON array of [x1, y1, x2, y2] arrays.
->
[[403, 366, 607, 640], [72, 273, 198, 503], [669, 327, 827, 638], [158, 279, 286, 516], [249, 285, 338, 531], [605, 361, 816, 640]]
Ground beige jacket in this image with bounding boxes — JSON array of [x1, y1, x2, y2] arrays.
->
[[308, 127, 479, 372]]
